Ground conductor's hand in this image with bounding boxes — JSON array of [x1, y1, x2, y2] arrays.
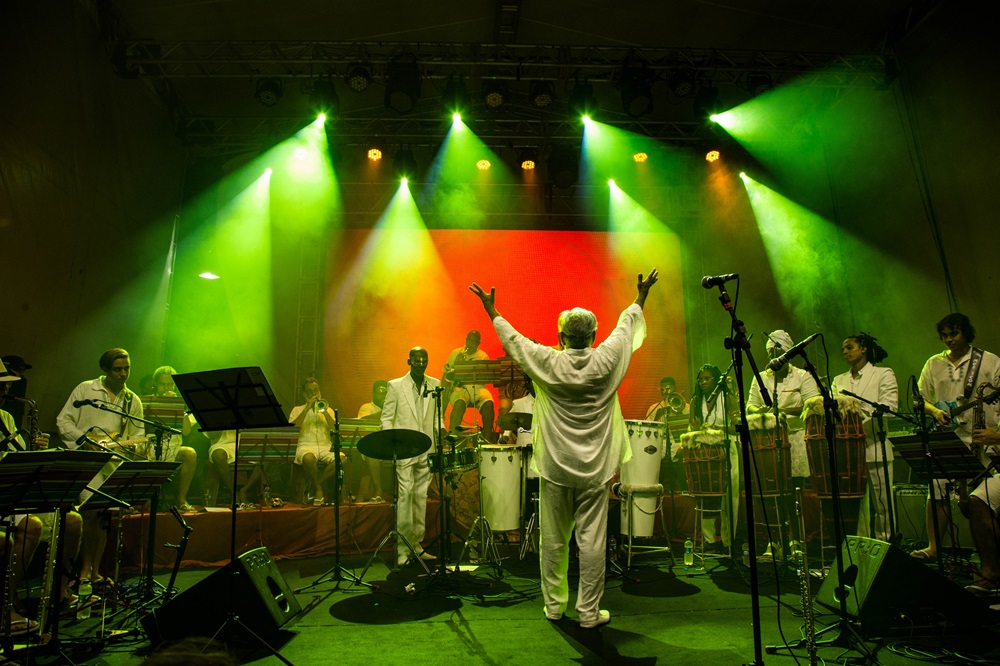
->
[[634, 268, 659, 308], [469, 283, 500, 320]]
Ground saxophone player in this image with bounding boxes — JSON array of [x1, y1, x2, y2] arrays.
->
[[1, 360, 84, 630]]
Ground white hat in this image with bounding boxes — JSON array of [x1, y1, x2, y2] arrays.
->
[[0, 360, 22, 382]]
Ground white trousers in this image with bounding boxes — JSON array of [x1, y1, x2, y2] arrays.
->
[[396, 458, 431, 564], [539, 478, 608, 623], [857, 460, 894, 541]]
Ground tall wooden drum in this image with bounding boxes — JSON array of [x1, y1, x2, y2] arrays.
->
[[803, 395, 867, 498], [679, 429, 729, 496]]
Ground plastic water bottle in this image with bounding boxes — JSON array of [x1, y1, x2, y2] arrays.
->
[[742, 541, 750, 567], [683, 538, 694, 567], [263, 484, 272, 506], [76, 580, 93, 620]]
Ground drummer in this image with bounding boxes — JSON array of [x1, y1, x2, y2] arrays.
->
[[831, 332, 897, 541], [748, 330, 820, 559], [688, 364, 739, 553]]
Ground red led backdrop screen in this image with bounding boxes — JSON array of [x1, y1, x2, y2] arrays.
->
[[323, 229, 686, 421]]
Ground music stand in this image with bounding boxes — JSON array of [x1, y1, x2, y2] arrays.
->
[[0, 451, 112, 655], [84, 461, 181, 603], [170, 368, 293, 665], [892, 431, 985, 481]]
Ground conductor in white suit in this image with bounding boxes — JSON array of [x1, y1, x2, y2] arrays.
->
[[381, 347, 443, 567]]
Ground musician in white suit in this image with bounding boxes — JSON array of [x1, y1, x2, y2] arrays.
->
[[381, 347, 443, 567], [831, 332, 898, 541]]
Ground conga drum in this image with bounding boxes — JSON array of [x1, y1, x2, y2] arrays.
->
[[679, 429, 729, 496], [619, 420, 666, 537], [803, 395, 867, 498], [746, 413, 791, 496]]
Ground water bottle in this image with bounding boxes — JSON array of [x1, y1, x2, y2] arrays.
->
[[683, 538, 694, 567], [263, 484, 272, 506], [742, 541, 750, 567], [76, 580, 93, 620]]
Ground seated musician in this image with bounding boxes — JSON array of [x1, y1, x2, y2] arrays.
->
[[688, 364, 738, 553], [150, 366, 198, 512], [645, 376, 689, 422], [289, 377, 342, 506], [968, 425, 1000, 595], [913, 313, 1000, 561], [443, 330, 496, 442], [2, 360, 83, 629], [56, 347, 144, 590], [357, 380, 389, 502]]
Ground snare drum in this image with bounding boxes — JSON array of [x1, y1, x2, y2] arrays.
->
[[746, 413, 791, 496], [619, 420, 666, 537], [804, 396, 867, 497], [680, 430, 729, 495], [429, 445, 479, 473], [480, 445, 522, 531]]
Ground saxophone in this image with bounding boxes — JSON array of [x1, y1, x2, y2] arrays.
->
[[796, 487, 818, 665], [33, 512, 60, 638]]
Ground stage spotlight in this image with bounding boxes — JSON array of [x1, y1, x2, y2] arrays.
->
[[309, 76, 339, 118], [254, 78, 283, 107], [608, 179, 615, 187], [264, 168, 272, 176], [393, 146, 418, 179], [693, 84, 723, 120], [617, 66, 653, 118], [667, 68, 697, 98], [317, 113, 327, 123], [476, 159, 491, 171], [567, 80, 598, 119], [633, 152, 648, 163], [199, 272, 221, 280], [367, 147, 383, 162], [385, 56, 422, 114], [745, 72, 773, 97], [366, 138, 385, 162], [548, 145, 579, 189], [294, 148, 308, 161], [482, 80, 507, 109], [401, 177, 409, 186], [739, 172, 747, 179], [345, 63, 372, 93], [530, 80, 555, 108], [442, 75, 471, 116], [452, 112, 462, 124], [518, 148, 538, 171], [705, 150, 720, 163]]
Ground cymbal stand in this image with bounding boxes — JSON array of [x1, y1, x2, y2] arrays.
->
[[359, 451, 429, 582], [296, 410, 372, 593], [426, 386, 462, 576]]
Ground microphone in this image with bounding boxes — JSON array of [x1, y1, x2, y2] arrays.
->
[[767, 333, 820, 372], [73, 398, 97, 408], [701, 273, 738, 289]]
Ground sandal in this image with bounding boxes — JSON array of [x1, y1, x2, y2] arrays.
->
[[176, 503, 196, 513], [9, 617, 39, 635], [910, 548, 935, 560]]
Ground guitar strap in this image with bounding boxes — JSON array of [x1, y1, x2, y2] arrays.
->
[[0, 417, 24, 451], [121, 389, 133, 434], [963, 348, 985, 400]]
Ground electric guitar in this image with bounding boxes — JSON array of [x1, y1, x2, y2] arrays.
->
[[934, 386, 1000, 430]]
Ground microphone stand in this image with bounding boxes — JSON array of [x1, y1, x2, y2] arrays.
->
[[839, 390, 919, 547], [709, 280, 772, 666], [425, 385, 465, 580], [295, 408, 372, 592], [797, 351, 877, 660], [912, 379, 946, 575]]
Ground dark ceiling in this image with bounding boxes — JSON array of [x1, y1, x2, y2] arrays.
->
[[106, 0, 922, 155]]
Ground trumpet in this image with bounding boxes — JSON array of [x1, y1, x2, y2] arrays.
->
[[315, 399, 329, 413]]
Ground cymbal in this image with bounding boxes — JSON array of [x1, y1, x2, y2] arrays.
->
[[357, 428, 431, 461], [497, 412, 533, 431]]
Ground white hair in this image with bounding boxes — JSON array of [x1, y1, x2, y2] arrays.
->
[[558, 308, 598, 346]]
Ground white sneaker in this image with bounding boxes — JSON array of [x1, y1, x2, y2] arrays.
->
[[579, 610, 611, 629]]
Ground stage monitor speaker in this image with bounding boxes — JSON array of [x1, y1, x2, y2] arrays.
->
[[142, 547, 302, 645], [816, 536, 986, 636]]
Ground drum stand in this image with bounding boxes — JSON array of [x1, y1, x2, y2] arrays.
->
[[519, 491, 539, 560], [359, 452, 430, 581], [617, 484, 673, 569], [458, 453, 504, 578]]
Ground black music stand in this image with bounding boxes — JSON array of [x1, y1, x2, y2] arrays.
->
[[170, 368, 293, 665], [84, 461, 181, 604], [892, 431, 984, 482], [0, 451, 112, 657]]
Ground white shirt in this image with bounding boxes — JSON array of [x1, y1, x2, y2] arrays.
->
[[694, 392, 728, 428], [444, 347, 490, 396], [832, 362, 898, 461], [56, 378, 145, 449], [918, 348, 1000, 445], [492, 303, 646, 489], [509, 393, 535, 447], [380, 372, 443, 467], [748, 366, 820, 432], [289, 404, 333, 448]]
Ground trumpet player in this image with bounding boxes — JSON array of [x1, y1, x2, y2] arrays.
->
[[645, 376, 689, 422], [289, 378, 342, 506]]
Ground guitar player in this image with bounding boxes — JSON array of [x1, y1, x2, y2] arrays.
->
[[913, 314, 1000, 562], [56, 347, 146, 590]]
